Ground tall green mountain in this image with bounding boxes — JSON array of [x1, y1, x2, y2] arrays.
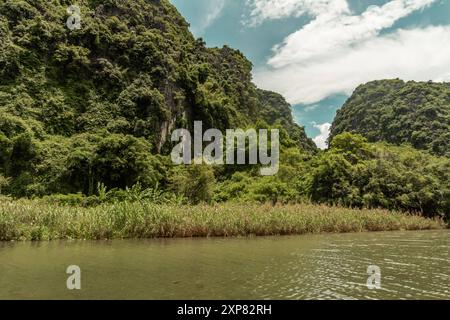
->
[[0, 0, 315, 196], [330, 79, 450, 157]]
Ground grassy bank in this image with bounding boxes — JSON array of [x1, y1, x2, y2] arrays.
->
[[0, 197, 443, 241]]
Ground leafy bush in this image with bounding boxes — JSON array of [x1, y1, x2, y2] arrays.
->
[[169, 164, 216, 204], [307, 133, 450, 219], [41, 182, 186, 207]]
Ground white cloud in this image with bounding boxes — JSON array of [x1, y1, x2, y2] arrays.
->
[[313, 123, 332, 149], [194, 0, 442, 106], [251, 0, 448, 105], [267, 0, 436, 67], [254, 25, 450, 104], [245, 0, 349, 26], [191, 0, 226, 35]]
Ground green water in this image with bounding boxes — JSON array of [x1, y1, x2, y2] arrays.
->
[[0, 230, 449, 300]]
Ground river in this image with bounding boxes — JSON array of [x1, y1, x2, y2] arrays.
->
[[0, 230, 448, 300]]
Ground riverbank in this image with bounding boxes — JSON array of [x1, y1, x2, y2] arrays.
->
[[0, 198, 443, 241]]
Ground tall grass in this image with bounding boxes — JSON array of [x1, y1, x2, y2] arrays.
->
[[0, 197, 443, 241]]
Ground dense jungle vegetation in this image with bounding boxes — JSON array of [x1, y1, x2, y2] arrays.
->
[[330, 79, 450, 157], [0, 0, 448, 228], [0, 0, 314, 194]]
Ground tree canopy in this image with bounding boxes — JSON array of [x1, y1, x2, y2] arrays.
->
[[0, 0, 315, 196], [330, 79, 450, 157]]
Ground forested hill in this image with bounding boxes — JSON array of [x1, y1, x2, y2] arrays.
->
[[330, 79, 450, 157], [0, 0, 315, 196]]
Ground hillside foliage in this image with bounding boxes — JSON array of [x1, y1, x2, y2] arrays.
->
[[330, 79, 450, 157], [0, 1, 448, 222], [0, 0, 315, 196]]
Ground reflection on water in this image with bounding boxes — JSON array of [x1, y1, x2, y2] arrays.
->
[[0, 230, 449, 300]]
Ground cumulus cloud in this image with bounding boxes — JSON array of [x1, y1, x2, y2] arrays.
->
[[255, 25, 450, 104], [250, 0, 447, 105], [267, 0, 436, 67], [312, 123, 332, 149], [245, 0, 349, 26]]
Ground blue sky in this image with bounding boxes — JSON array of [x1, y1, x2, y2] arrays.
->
[[170, 0, 450, 148]]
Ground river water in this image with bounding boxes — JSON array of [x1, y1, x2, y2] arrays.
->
[[0, 230, 448, 300]]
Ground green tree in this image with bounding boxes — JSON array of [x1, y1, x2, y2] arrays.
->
[[169, 163, 216, 204]]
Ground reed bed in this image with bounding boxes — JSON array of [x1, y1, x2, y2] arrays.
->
[[0, 198, 443, 241]]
